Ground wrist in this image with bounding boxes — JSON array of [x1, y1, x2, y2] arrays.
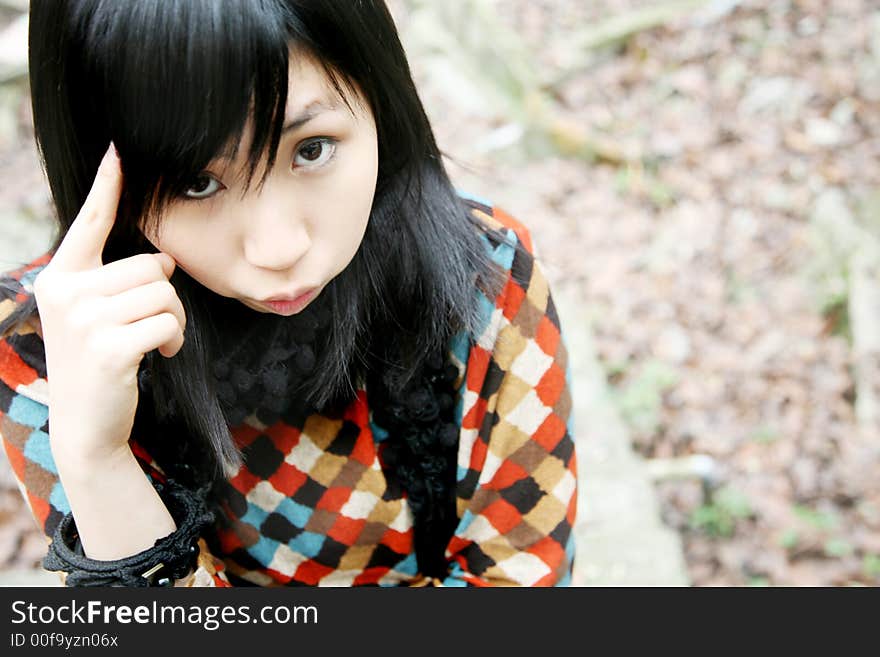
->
[[51, 439, 135, 482], [44, 479, 210, 586]]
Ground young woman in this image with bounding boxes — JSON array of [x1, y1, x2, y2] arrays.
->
[[0, 0, 577, 586]]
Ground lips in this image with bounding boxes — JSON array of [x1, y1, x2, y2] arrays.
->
[[258, 288, 317, 316], [263, 290, 313, 303]]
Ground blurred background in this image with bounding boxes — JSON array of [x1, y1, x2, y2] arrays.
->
[[1, 0, 878, 586]]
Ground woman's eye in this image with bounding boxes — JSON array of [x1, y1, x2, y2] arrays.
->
[[293, 138, 336, 169], [184, 174, 224, 199]]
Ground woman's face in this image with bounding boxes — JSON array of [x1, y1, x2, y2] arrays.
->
[[142, 54, 379, 316]]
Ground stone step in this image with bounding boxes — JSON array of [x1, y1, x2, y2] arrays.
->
[[572, 528, 690, 587], [555, 284, 690, 586]]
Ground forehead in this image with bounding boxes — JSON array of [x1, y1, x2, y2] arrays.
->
[[218, 53, 363, 164], [285, 48, 372, 122], [285, 54, 345, 115]]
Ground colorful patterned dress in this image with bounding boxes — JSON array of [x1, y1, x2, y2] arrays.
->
[[0, 197, 577, 586]]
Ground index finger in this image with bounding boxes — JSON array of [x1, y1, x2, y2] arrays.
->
[[51, 144, 123, 272]]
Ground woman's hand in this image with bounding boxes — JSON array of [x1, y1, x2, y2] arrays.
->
[[33, 144, 186, 465]]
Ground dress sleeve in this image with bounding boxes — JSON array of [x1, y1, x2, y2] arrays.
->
[[442, 209, 577, 587], [0, 274, 232, 587]]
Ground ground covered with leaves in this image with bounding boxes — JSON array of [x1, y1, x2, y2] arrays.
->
[[399, 0, 880, 585]]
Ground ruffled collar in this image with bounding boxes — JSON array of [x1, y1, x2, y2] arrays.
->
[[201, 291, 333, 427]]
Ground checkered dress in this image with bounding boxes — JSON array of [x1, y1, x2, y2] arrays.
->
[[0, 197, 577, 586]]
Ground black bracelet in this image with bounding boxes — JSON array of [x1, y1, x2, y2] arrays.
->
[[43, 478, 214, 587]]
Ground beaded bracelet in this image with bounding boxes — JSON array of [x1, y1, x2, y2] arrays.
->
[[43, 478, 214, 587]]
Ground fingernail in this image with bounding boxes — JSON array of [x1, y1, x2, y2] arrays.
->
[[103, 142, 118, 163]]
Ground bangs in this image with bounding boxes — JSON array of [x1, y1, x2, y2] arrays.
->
[[71, 0, 292, 230]]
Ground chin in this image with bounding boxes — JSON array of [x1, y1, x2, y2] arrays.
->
[[239, 300, 272, 313]]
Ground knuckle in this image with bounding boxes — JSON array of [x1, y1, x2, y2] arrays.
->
[[157, 312, 179, 336], [159, 316, 184, 349], [168, 312, 182, 334], [158, 280, 177, 302], [67, 302, 97, 334], [32, 268, 58, 298], [146, 255, 165, 279], [85, 331, 117, 368], [134, 252, 155, 267], [34, 269, 84, 307], [96, 330, 136, 372], [157, 282, 185, 328], [130, 253, 162, 279]]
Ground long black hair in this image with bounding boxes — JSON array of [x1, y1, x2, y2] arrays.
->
[[16, 0, 504, 484]]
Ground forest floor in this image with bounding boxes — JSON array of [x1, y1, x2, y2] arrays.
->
[[1, 0, 879, 585], [395, 0, 880, 586]]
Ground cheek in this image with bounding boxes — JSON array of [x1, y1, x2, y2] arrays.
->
[[301, 138, 375, 235], [143, 218, 232, 285], [143, 222, 188, 263], [332, 140, 378, 229], [328, 165, 375, 252]]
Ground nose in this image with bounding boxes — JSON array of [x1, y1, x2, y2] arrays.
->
[[243, 197, 311, 272]]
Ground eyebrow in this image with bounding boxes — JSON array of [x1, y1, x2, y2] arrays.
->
[[212, 97, 340, 164], [281, 98, 337, 135]]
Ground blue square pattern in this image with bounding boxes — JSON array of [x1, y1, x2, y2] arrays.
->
[[8, 394, 49, 430], [454, 189, 493, 208], [442, 562, 470, 587], [393, 551, 418, 576], [558, 533, 576, 587], [456, 509, 477, 536], [19, 265, 46, 293], [368, 417, 389, 444], [289, 531, 325, 560], [378, 551, 418, 587], [49, 481, 70, 515], [238, 504, 278, 565], [486, 228, 517, 270], [247, 535, 282, 566], [239, 503, 269, 533], [23, 429, 57, 475], [275, 497, 313, 529], [240, 497, 327, 564]]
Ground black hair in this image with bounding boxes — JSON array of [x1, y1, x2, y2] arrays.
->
[[14, 0, 505, 480]]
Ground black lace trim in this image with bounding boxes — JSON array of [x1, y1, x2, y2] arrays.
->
[[368, 347, 461, 579], [43, 479, 213, 587], [205, 293, 333, 427]]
